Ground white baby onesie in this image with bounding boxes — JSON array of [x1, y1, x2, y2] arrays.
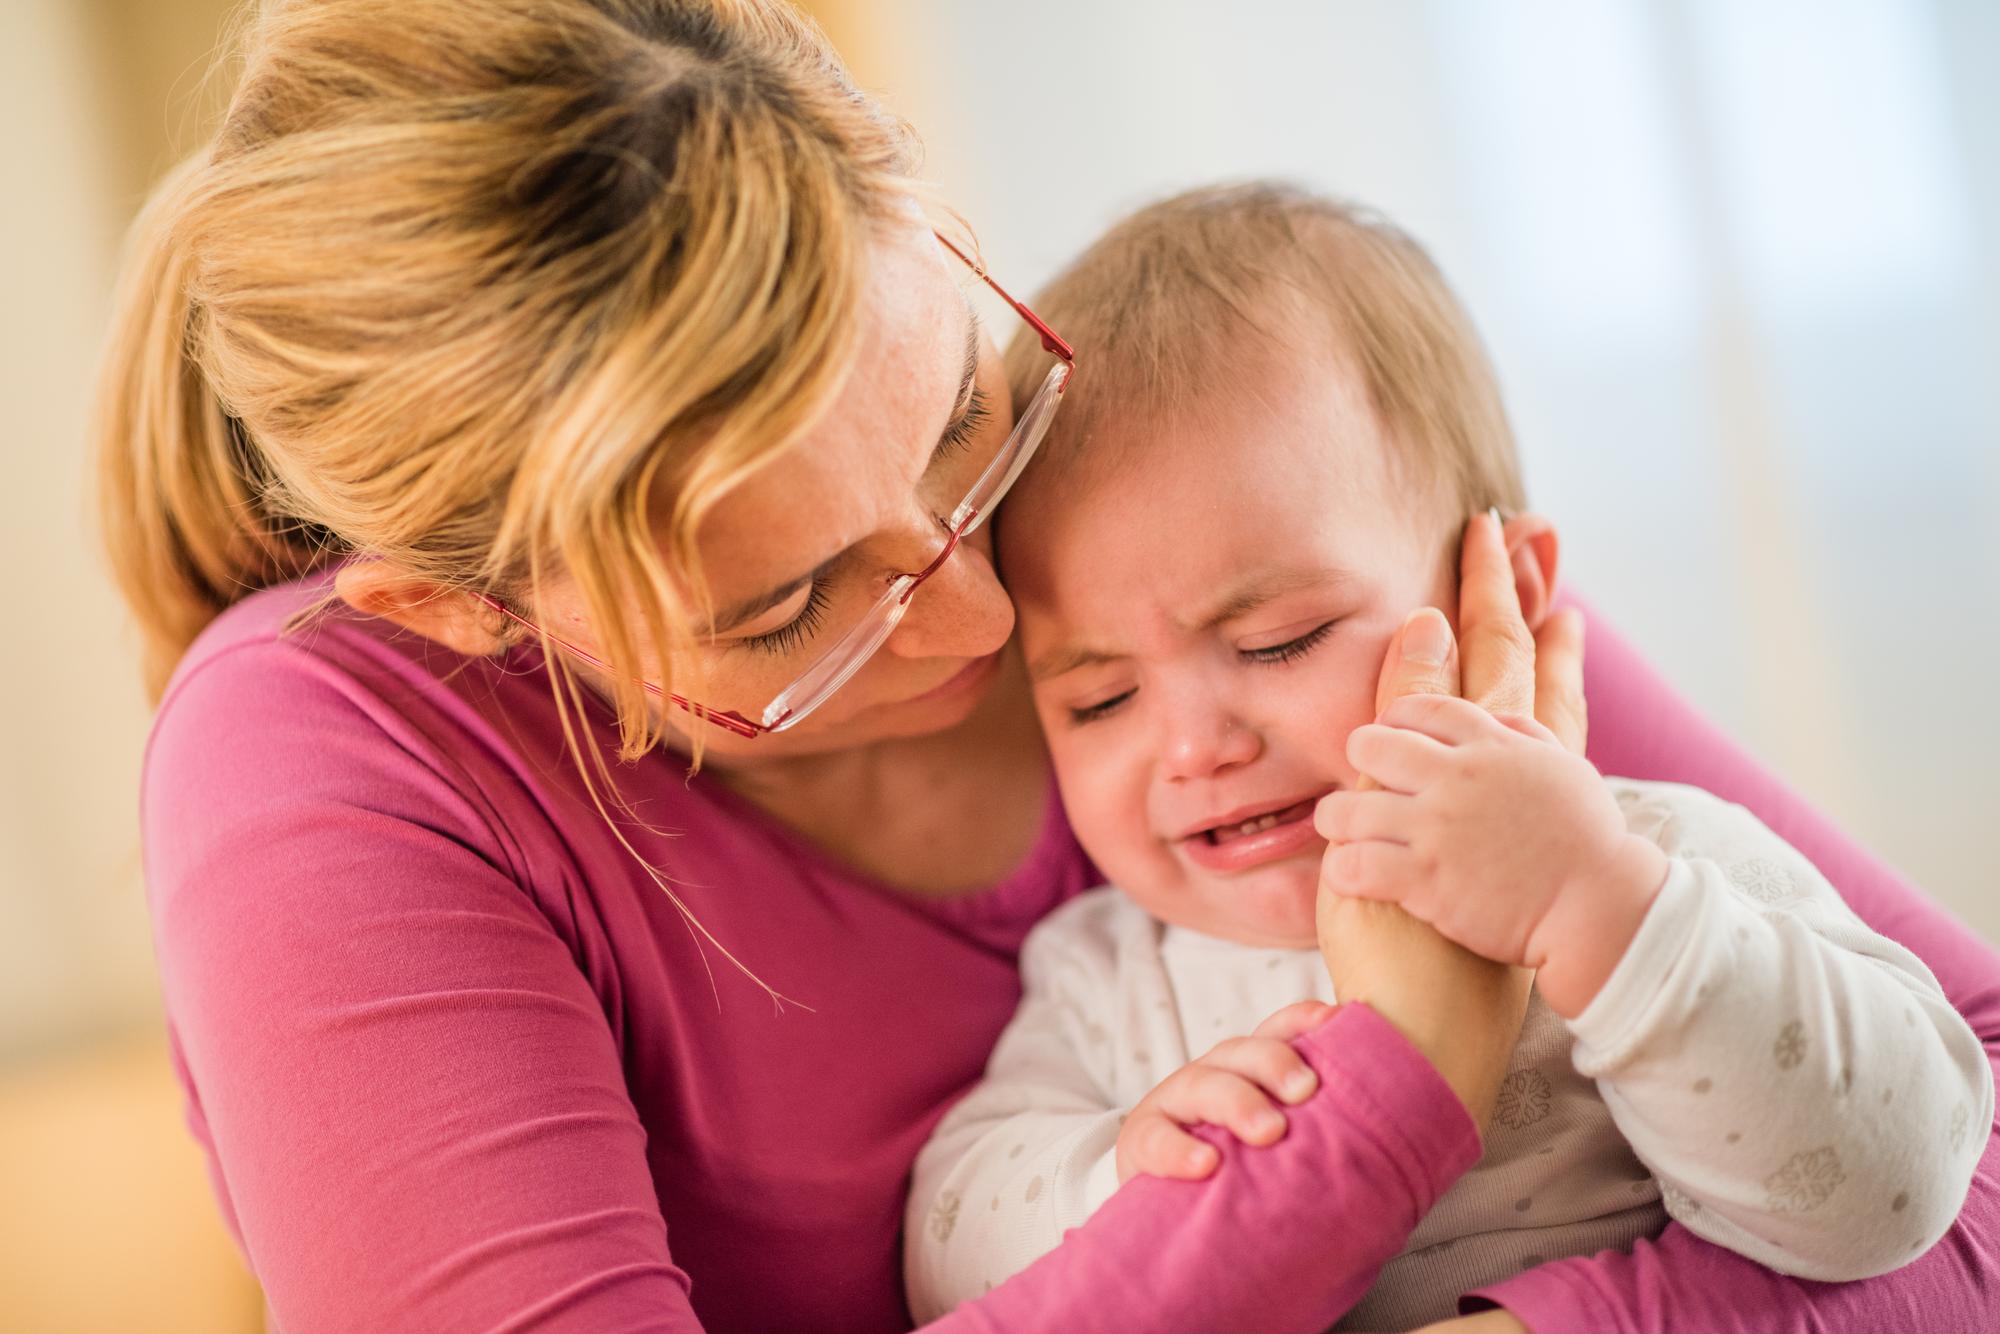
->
[[904, 779, 1993, 1331]]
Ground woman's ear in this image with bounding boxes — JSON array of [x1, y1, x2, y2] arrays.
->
[[334, 561, 511, 656], [1500, 513, 1561, 631]]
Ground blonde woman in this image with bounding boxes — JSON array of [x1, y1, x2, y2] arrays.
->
[[98, 2, 1999, 1330]]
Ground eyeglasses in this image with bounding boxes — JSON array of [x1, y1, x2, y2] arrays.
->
[[476, 232, 1074, 738]]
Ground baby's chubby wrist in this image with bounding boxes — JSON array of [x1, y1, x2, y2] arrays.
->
[[1529, 834, 1670, 1019]]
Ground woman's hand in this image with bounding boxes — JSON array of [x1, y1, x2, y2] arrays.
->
[[1112, 1000, 1335, 1184], [1313, 512, 1585, 1129]]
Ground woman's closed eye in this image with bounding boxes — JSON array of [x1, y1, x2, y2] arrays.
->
[[733, 390, 994, 659], [934, 385, 992, 461], [740, 578, 832, 655]]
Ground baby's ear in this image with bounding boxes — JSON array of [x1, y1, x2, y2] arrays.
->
[[1501, 513, 1561, 631]]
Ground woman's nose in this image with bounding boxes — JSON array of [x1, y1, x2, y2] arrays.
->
[[1158, 693, 1263, 782], [883, 526, 1016, 662]]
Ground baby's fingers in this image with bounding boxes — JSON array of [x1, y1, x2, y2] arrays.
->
[[1201, 1034, 1321, 1106], [1315, 789, 1414, 845], [1115, 1111, 1219, 1184], [1346, 722, 1449, 793], [1155, 1062, 1294, 1150], [1323, 840, 1422, 900], [1249, 999, 1338, 1044]]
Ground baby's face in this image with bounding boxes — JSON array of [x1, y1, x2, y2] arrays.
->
[[1005, 352, 1457, 948]]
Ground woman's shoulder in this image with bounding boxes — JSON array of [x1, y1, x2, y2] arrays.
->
[[141, 572, 633, 919], [154, 571, 584, 794]]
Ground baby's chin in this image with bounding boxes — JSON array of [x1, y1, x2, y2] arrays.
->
[[1140, 861, 1324, 951]]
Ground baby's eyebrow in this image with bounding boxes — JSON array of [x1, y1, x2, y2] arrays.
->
[[1185, 566, 1360, 630], [1029, 566, 1361, 681], [1029, 643, 1119, 683]]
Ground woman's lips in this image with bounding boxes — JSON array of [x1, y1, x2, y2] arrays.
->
[[1179, 798, 1325, 873], [909, 649, 1003, 704]]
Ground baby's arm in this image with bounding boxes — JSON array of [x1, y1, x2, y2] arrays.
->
[[904, 907, 1320, 1322], [1322, 694, 1993, 1279], [903, 966, 1122, 1322], [1567, 782, 1993, 1279]]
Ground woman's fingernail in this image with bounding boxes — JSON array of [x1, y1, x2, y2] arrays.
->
[[1188, 1145, 1216, 1172], [1253, 1111, 1286, 1139], [1403, 609, 1450, 666], [1283, 1069, 1318, 1101]]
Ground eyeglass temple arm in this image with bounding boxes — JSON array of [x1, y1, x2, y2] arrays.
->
[[468, 591, 772, 738], [933, 233, 1075, 363]]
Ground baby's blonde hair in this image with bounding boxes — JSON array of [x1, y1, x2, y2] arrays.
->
[[96, 0, 927, 771], [1005, 181, 1525, 522]]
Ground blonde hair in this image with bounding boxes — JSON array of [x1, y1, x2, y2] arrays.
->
[[96, 0, 926, 768], [1004, 181, 1525, 520]]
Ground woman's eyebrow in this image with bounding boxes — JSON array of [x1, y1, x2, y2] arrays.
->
[[711, 577, 810, 634], [710, 553, 840, 633], [926, 301, 981, 469]]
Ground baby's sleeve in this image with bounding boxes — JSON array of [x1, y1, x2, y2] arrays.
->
[[904, 907, 1127, 1322], [1567, 782, 1994, 1280]]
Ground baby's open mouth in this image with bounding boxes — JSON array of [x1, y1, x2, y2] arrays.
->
[[1200, 799, 1318, 846]]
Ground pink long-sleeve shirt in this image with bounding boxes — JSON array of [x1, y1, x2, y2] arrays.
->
[[143, 575, 2000, 1331]]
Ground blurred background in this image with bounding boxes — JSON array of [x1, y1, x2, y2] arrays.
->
[[2, 0, 1995, 1327]]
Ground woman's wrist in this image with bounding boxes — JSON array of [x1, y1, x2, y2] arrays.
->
[[1321, 898, 1532, 1129]]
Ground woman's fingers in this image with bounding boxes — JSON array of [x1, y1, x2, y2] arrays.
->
[[1249, 999, 1338, 1045], [1314, 789, 1415, 844], [1457, 511, 1537, 720], [1534, 605, 1589, 756], [1372, 607, 1462, 720]]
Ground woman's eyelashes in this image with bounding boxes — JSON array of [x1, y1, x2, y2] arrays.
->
[[734, 389, 994, 659], [1063, 619, 1343, 725], [934, 386, 993, 460], [741, 578, 831, 655]]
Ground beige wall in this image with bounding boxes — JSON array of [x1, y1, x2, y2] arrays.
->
[[0, 0, 232, 1067]]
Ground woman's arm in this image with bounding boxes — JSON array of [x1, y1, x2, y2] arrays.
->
[[153, 639, 1491, 1334], [1463, 601, 2000, 1332]]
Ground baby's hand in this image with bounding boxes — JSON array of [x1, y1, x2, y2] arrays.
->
[[1113, 1000, 1333, 1184], [1315, 694, 1669, 1017]]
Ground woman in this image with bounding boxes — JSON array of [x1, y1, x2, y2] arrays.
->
[[98, 2, 1999, 1330]]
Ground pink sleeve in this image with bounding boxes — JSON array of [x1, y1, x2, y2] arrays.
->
[[1465, 602, 2000, 1332], [932, 1002, 1482, 1333], [146, 646, 701, 1330]]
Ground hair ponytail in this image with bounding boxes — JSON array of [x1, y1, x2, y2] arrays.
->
[[94, 152, 326, 702]]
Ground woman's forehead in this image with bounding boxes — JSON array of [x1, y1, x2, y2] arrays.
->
[[694, 225, 973, 597]]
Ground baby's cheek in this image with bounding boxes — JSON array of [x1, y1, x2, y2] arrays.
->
[[1046, 734, 1142, 869], [1279, 653, 1380, 772]]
